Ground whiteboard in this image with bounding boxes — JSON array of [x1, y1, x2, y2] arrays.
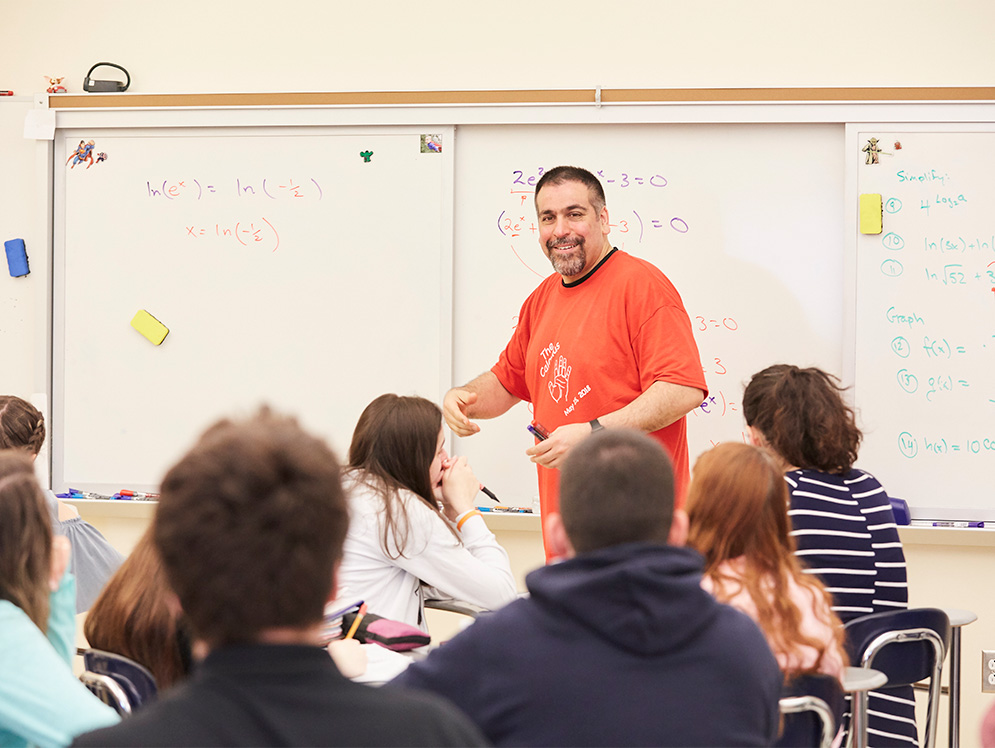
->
[[52, 126, 453, 493], [452, 124, 845, 504], [849, 125, 995, 520]]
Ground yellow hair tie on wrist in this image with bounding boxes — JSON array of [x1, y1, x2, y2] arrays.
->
[[457, 509, 482, 531]]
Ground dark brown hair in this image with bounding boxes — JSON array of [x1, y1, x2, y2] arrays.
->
[[153, 407, 347, 646], [0, 450, 53, 631], [742, 364, 862, 474], [559, 429, 674, 554], [85, 527, 191, 688], [0, 396, 46, 455], [346, 394, 456, 557], [535, 165, 607, 213], [687, 442, 846, 678]]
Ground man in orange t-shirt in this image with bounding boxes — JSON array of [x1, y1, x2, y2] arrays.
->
[[444, 166, 707, 559]]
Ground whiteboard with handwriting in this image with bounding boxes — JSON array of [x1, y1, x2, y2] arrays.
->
[[52, 127, 453, 493], [850, 125, 995, 520], [451, 124, 845, 504]]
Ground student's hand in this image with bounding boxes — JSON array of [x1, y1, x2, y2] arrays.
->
[[327, 638, 368, 679], [526, 422, 592, 469], [439, 455, 479, 520], [443, 388, 481, 437], [49, 535, 71, 591]]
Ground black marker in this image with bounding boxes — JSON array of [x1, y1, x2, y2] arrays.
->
[[480, 485, 499, 502]]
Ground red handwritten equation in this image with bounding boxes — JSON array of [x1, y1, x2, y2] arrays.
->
[[184, 218, 280, 253]]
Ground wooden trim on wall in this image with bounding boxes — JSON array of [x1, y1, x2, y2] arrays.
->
[[44, 87, 995, 110]]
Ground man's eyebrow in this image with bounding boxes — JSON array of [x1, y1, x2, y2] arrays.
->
[[539, 203, 589, 215]]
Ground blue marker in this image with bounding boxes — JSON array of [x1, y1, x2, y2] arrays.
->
[[931, 521, 984, 528]]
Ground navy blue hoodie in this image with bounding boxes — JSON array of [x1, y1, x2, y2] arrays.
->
[[393, 542, 781, 747]]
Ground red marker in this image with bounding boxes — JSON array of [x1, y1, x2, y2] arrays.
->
[[0, 91, 14, 96], [118, 489, 160, 500]]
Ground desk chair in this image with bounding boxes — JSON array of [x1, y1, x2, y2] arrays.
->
[[843, 608, 950, 748], [81, 649, 158, 714], [942, 608, 977, 748], [79, 671, 133, 716], [777, 673, 845, 748]]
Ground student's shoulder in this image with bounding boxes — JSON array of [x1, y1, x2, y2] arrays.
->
[[355, 683, 489, 746]]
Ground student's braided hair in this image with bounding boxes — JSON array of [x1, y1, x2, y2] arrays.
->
[[0, 396, 46, 456]]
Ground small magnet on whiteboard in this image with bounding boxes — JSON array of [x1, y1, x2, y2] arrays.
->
[[894, 141, 902, 151], [420, 134, 442, 154], [130, 309, 169, 345], [360, 150, 373, 163], [859, 194, 883, 235]]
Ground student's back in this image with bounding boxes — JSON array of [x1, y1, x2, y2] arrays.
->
[[393, 430, 781, 747], [75, 644, 484, 747]]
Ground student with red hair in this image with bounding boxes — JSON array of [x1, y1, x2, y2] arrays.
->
[[687, 441, 846, 682]]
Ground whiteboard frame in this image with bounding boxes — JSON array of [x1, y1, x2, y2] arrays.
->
[[48, 120, 455, 494], [845, 122, 995, 521]]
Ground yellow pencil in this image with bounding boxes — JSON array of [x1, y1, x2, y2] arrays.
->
[[344, 603, 367, 640]]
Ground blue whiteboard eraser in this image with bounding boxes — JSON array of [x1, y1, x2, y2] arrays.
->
[[4, 238, 29, 277]]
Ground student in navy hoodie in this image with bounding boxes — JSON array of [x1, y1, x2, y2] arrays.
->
[[392, 428, 781, 747]]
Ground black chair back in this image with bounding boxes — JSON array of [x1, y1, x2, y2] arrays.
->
[[777, 672, 844, 748]]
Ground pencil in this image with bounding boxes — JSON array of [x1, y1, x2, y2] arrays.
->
[[344, 603, 367, 640]]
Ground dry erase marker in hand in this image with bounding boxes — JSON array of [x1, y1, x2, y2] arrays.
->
[[527, 422, 549, 441]]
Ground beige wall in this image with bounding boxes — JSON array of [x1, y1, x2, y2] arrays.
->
[[7, 0, 995, 741]]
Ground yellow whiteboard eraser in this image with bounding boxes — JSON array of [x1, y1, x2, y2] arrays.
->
[[859, 193, 883, 234], [130, 309, 169, 345]]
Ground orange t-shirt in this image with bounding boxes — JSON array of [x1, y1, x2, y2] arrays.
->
[[492, 250, 707, 558]]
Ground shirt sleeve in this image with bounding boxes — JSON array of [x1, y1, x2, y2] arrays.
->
[[859, 475, 909, 612], [390, 498, 518, 614], [0, 603, 120, 748], [59, 516, 125, 613], [632, 303, 707, 395]]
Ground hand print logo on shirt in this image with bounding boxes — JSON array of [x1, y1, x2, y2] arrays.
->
[[547, 355, 572, 403]]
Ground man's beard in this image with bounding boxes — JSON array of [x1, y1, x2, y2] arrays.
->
[[546, 238, 586, 277]]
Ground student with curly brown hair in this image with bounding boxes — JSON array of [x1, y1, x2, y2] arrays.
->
[[74, 408, 485, 747], [686, 441, 846, 682], [743, 364, 912, 747]]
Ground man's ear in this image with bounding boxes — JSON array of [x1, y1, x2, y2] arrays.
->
[[668, 508, 689, 547], [600, 205, 611, 237], [544, 512, 575, 560]]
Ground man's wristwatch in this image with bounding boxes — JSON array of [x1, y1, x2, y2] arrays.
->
[[589, 418, 605, 433]]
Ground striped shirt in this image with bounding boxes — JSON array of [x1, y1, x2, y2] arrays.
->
[[786, 468, 915, 747]]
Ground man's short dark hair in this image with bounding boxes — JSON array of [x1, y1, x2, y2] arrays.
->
[[558, 429, 675, 554], [534, 166, 607, 212], [153, 407, 347, 645]]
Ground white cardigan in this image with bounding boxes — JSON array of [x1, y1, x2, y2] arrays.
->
[[338, 474, 518, 631]]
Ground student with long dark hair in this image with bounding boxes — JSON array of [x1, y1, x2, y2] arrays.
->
[[84, 528, 194, 691], [743, 364, 912, 746], [687, 442, 846, 682], [0, 450, 119, 746], [338, 394, 516, 630], [0, 395, 123, 612]]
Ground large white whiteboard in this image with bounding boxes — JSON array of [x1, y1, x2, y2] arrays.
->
[[850, 125, 995, 520], [52, 126, 453, 493], [451, 124, 845, 504]]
